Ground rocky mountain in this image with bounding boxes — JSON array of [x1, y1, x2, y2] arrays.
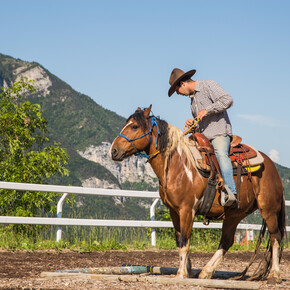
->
[[0, 53, 158, 191], [78, 142, 157, 186]]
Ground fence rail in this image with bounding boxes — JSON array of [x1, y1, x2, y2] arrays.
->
[[0, 181, 289, 246]]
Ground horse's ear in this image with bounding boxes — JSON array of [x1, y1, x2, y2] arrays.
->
[[144, 105, 152, 119], [135, 107, 142, 112]]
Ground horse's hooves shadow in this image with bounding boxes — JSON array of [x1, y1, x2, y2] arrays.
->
[[191, 269, 249, 280]]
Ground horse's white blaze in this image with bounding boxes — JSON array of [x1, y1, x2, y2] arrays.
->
[[120, 121, 133, 134], [110, 121, 133, 156]]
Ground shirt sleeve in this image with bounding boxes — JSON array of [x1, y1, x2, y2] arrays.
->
[[205, 80, 233, 114]]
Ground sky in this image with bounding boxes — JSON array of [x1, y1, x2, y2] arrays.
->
[[1, 0, 290, 167]]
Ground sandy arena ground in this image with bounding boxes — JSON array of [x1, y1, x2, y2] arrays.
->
[[0, 249, 289, 289]]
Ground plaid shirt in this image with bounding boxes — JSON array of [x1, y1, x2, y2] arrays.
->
[[190, 80, 233, 140]]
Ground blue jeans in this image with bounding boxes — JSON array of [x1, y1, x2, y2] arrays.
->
[[211, 135, 237, 195]]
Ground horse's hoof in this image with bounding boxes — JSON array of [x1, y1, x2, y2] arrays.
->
[[267, 272, 282, 284], [199, 270, 213, 279], [176, 270, 189, 279]]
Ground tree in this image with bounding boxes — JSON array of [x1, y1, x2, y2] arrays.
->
[[0, 79, 69, 220]]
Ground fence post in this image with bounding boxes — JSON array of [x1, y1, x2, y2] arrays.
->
[[246, 228, 254, 244], [56, 193, 69, 242], [150, 198, 160, 246]]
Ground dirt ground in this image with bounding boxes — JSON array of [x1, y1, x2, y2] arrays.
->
[[0, 249, 289, 289]]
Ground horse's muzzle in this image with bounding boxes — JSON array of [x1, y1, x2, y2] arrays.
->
[[110, 146, 125, 161]]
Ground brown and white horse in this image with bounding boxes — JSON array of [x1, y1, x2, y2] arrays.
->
[[110, 105, 286, 283]]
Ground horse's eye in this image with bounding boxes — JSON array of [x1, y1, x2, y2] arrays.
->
[[132, 125, 139, 130]]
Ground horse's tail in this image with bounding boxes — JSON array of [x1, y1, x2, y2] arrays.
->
[[232, 219, 267, 281], [277, 193, 287, 265], [278, 193, 286, 242], [240, 192, 287, 281]]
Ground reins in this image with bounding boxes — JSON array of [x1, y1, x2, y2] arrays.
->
[[183, 117, 200, 135], [118, 116, 160, 160]]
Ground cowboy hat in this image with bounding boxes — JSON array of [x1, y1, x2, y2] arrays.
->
[[168, 68, 196, 97]]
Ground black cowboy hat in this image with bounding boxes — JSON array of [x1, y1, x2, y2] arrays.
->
[[168, 68, 196, 97]]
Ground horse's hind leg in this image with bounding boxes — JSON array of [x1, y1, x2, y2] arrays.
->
[[268, 228, 282, 284], [256, 163, 285, 283], [199, 215, 242, 279], [259, 200, 284, 284], [170, 207, 194, 278]]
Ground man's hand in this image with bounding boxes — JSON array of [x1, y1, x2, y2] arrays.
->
[[183, 110, 208, 130], [183, 119, 194, 130], [197, 109, 208, 121]]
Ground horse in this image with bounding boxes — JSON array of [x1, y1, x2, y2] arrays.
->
[[110, 105, 286, 283]]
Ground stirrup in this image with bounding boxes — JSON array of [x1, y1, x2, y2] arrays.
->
[[221, 185, 237, 207]]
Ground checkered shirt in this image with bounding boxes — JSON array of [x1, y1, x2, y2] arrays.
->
[[190, 80, 233, 140]]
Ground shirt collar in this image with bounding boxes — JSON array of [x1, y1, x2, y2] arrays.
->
[[194, 79, 200, 93], [189, 79, 200, 98]]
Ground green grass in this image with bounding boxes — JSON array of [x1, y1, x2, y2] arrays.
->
[[1, 225, 288, 252], [0, 225, 149, 251]]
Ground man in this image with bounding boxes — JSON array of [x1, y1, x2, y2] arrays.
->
[[168, 68, 237, 206]]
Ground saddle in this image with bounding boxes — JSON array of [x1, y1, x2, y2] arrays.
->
[[189, 133, 261, 174], [189, 133, 264, 216]]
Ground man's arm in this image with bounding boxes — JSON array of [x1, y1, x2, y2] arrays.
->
[[205, 80, 233, 115]]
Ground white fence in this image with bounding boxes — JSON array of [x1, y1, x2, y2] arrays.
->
[[0, 181, 289, 246]]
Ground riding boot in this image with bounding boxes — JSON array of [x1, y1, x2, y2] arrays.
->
[[221, 185, 237, 207]]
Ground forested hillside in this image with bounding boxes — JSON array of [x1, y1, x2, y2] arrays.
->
[[0, 53, 156, 221], [276, 163, 290, 200], [0, 53, 130, 187]]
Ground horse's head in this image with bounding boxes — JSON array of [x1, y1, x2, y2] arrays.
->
[[111, 105, 155, 161]]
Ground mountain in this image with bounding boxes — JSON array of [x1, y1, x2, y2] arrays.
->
[[0, 53, 158, 192], [0, 53, 159, 221]]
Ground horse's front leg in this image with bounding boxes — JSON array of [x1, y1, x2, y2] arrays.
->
[[171, 207, 194, 278], [199, 215, 241, 279]]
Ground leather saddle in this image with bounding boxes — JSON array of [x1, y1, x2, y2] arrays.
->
[[189, 133, 258, 174], [189, 133, 263, 214]]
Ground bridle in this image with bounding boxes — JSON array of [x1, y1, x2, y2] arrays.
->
[[118, 116, 160, 159]]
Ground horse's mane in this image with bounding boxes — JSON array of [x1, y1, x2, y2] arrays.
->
[[128, 110, 199, 173], [165, 124, 197, 167]]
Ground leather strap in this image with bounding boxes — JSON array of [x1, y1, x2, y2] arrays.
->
[[197, 175, 217, 216], [197, 149, 218, 216], [236, 162, 242, 209]]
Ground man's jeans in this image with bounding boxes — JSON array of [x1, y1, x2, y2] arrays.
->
[[211, 135, 237, 195]]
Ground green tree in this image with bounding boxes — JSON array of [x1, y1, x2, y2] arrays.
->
[[0, 79, 69, 219]]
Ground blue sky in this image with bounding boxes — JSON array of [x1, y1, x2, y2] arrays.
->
[[1, 0, 290, 167]]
